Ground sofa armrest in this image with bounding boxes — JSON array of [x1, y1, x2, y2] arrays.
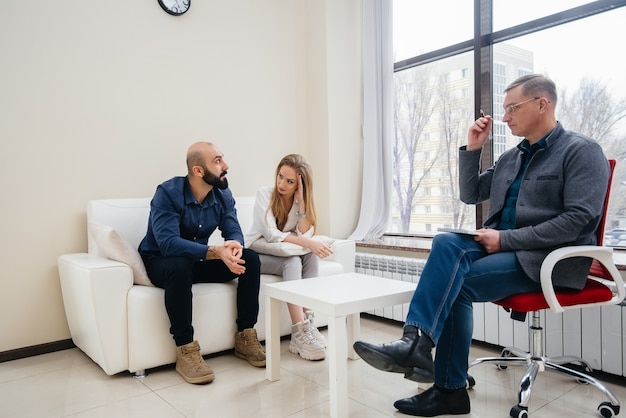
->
[[326, 239, 356, 273], [58, 253, 133, 375]]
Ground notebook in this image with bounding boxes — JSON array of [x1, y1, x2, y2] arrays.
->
[[437, 227, 479, 236]]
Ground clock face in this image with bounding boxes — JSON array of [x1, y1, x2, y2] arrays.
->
[[158, 0, 191, 16]]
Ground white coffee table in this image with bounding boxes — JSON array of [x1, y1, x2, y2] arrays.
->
[[264, 272, 417, 418]]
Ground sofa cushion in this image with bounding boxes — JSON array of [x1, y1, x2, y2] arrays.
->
[[248, 235, 335, 257], [88, 222, 153, 286]]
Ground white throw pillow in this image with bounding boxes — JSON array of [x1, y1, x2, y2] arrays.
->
[[248, 235, 335, 257], [87, 222, 153, 286]]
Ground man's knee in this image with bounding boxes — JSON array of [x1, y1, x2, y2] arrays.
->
[[431, 232, 474, 251], [432, 232, 456, 247], [242, 249, 261, 274], [145, 257, 194, 288]]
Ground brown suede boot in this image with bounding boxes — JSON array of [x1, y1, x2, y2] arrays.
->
[[234, 328, 266, 367], [175, 341, 215, 384]]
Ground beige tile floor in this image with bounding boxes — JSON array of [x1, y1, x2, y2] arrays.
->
[[1, 316, 626, 417]]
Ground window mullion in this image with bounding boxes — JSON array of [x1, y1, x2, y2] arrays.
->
[[475, 0, 493, 227]]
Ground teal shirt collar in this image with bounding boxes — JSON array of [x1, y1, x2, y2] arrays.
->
[[517, 125, 558, 154]]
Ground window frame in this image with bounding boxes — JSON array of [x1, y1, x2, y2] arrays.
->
[[390, 0, 626, 234]]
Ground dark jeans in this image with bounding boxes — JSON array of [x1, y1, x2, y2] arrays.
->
[[142, 248, 261, 346], [405, 233, 541, 389]]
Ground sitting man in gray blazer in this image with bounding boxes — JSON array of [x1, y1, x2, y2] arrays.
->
[[353, 74, 610, 417]]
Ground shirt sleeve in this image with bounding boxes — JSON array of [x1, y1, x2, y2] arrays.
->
[[252, 187, 290, 243], [458, 146, 493, 205], [289, 206, 314, 238], [247, 186, 315, 244], [217, 191, 245, 246], [149, 185, 209, 260]]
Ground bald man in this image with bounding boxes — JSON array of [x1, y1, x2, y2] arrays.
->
[[139, 142, 264, 384]]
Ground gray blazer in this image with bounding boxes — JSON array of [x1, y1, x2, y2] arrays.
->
[[459, 122, 610, 289]]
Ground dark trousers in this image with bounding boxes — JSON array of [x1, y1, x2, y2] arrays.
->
[[143, 249, 261, 346]]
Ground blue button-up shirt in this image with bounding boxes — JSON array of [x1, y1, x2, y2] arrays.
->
[[138, 176, 244, 261]]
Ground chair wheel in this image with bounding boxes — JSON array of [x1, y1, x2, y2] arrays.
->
[[466, 374, 475, 388], [497, 364, 509, 370], [510, 405, 528, 418], [598, 401, 620, 417]]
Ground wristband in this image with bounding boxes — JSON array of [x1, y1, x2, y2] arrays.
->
[[297, 212, 307, 219]]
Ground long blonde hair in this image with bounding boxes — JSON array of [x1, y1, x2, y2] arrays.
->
[[268, 154, 317, 232]]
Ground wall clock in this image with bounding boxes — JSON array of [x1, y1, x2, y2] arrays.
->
[[157, 0, 190, 16]]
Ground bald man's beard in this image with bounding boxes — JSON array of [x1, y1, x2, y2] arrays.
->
[[202, 168, 229, 189]]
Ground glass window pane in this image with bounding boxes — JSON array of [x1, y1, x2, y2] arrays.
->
[[390, 1, 626, 245], [391, 53, 476, 234], [494, 7, 626, 245], [393, 0, 473, 62], [493, 0, 590, 31]]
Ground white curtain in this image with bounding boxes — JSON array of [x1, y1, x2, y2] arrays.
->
[[349, 0, 394, 241]]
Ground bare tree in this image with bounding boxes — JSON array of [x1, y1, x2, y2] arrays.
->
[[393, 67, 437, 232], [438, 93, 473, 228], [559, 77, 626, 228], [559, 77, 626, 158]]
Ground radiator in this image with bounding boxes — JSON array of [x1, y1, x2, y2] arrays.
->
[[355, 253, 426, 321]]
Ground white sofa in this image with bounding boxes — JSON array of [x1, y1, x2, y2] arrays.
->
[[58, 197, 355, 376]]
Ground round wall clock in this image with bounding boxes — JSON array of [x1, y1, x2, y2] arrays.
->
[[157, 0, 191, 16]]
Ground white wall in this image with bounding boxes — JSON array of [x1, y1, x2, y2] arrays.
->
[[0, 0, 362, 352]]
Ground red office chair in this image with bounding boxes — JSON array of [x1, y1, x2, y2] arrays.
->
[[469, 160, 623, 418]]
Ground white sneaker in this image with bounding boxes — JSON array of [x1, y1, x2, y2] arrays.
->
[[304, 311, 326, 347], [289, 319, 326, 361]]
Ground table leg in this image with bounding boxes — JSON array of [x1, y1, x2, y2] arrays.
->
[[327, 315, 348, 418], [265, 295, 281, 381], [346, 313, 360, 360]]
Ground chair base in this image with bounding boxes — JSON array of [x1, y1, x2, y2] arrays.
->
[[469, 347, 621, 417]]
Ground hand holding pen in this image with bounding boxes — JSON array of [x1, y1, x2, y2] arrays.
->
[[467, 108, 492, 151]]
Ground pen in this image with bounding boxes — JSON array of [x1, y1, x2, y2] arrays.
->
[[480, 109, 486, 118]]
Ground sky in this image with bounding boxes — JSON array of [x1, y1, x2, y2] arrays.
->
[[393, 1, 626, 99]]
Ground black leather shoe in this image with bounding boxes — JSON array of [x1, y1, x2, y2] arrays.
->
[[393, 385, 470, 416], [352, 326, 434, 383]]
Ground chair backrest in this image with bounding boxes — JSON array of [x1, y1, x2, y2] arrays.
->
[[589, 159, 616, 278], [595, 159, 617, 246]]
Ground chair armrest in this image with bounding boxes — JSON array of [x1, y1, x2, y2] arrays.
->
[[539, 245, 625, 313], [58, 253, 133, 375], [326, 239, 356, 273]]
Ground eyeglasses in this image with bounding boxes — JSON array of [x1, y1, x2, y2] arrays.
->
[[504, 97, 540, 115]]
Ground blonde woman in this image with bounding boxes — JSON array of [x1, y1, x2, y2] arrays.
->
[[246, 154, 333, 360]]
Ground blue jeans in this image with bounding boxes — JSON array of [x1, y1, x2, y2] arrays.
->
[[404, 233, 541, 389]]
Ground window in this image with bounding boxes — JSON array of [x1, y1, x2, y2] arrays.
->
[[391, 1, 626, 248], [493, 0, 592, 31], [390, 52, 475, 234], [393, 0, 473, 62]]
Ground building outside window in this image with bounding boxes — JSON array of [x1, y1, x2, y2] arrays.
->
[[390, 0, 626, 247]]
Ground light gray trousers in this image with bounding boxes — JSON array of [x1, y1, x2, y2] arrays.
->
[[258, 253, 319, 281]]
